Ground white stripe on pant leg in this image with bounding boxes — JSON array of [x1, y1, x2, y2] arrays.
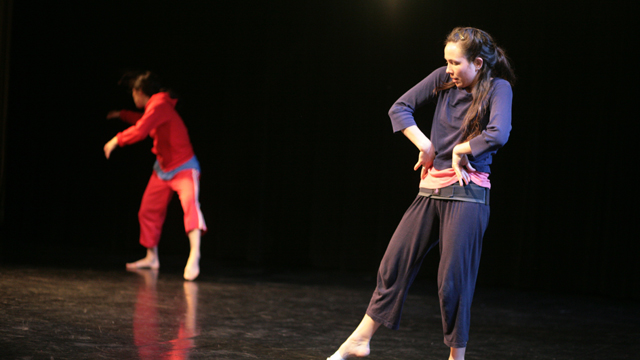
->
[[191, 169, 207, 231]]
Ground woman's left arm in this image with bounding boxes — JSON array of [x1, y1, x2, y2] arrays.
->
[[454, 80, 513, 185], [467, 81, 513, 157]]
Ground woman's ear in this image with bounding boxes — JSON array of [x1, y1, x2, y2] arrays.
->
[[474, 57, 484, 70]]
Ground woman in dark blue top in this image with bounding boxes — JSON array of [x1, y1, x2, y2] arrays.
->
[[328, 27, 516, 360]]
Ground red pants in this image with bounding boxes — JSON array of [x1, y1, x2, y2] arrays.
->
[[138, 169, 207, 248]]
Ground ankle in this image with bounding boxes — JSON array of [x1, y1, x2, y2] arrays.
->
[[449, 347, 465, 360], [347, 333, 370, 344]]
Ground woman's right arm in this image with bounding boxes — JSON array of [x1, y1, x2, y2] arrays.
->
[[389, 67, 446, 177], [401, 125, 435, 179], [103, 109, 146, 158]]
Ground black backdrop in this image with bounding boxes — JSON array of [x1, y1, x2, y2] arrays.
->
[[1, 0, 638, 299]]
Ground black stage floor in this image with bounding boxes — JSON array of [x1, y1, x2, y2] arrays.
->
[[1, 264, 639, 360]]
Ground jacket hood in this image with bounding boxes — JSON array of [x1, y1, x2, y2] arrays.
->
[[147, 91, 177, 108]]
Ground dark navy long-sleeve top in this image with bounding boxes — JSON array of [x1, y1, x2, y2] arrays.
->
[[388, 66, 512, 174]]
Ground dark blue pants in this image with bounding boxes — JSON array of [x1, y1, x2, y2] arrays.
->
[[366, 195, 490, 348]]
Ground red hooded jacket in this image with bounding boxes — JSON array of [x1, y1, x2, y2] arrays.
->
[[117, 92, 195, 172]]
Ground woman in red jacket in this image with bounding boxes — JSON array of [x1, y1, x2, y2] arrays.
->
[[104, 71, 207, 281]]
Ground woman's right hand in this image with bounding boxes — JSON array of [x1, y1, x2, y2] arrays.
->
[[104, 136, 119, 159], [413, 145, 435, 179], [401, 125, 435, 179], [106, 110, 120, 119]]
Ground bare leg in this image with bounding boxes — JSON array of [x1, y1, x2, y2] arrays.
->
[[328, 314, 381, 359], [183, 229, 201, 281], [126, 247, 160, 270], [449, 347, 466, 360]]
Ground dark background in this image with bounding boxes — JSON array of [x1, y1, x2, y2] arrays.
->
[[1, 1, 637, 298]]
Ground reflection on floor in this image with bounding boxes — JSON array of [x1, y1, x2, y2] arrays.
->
[[131, 268, 199, 359], [1, 265, 639, 359]]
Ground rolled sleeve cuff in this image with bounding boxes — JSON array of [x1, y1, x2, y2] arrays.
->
[[116, 132, 125, 147], [469, 134, 490, 157]]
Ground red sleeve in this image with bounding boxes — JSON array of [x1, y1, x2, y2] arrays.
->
[[119, 110, 144, 125], [116, 101, 169, 147]]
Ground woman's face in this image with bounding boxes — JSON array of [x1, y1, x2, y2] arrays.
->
[[444, 42, 482, 90], [132, 88, 149, 109]]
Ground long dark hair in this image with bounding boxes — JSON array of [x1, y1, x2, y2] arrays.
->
[[118, 70, 177, 99], [436, 27, 515, 141]]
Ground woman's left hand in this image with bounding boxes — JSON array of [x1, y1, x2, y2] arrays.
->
[[106, 110, 121, 119], [452, 143, 475, 186]]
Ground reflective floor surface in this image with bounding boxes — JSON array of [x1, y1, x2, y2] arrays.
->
[[1, 265, 639, 359]]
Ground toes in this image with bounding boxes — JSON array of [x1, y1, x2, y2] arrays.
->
[[184, 264, 200, 281], [184, 270, 199, 281], [126, 258, 159, 270], [327, 351, 346, 360]]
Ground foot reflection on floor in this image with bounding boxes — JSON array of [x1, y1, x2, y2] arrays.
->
[[130, 269, 198, 360], [1, 266, 639, 360]]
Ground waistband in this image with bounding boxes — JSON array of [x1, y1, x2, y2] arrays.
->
[[153, 155, 200, 181], [419, 182, 490, 205]]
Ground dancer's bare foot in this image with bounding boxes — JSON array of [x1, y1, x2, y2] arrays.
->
[[126, 256, 159, 270], [328, 315, 379, 359], [327, 350, 346, 360], [183, 252, 200, 281], [126, 247, 159, 270], [184, 229, 201, 281], [331, 336, 371, 359]]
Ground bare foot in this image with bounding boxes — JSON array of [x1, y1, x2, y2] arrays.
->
[[331, 336, 371, 359], [126, 255, 159, 270], [183, 253, 200, 281], [327, 350, 345, 360], [328, 314, 379, 359]]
